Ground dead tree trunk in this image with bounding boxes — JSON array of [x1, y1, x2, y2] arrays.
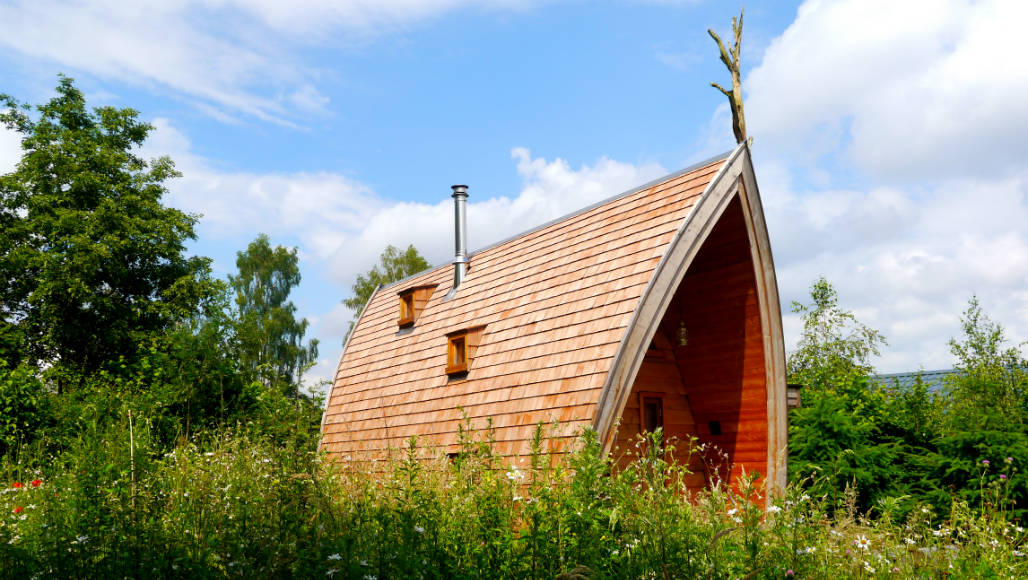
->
[[709, 7, 749, 146]]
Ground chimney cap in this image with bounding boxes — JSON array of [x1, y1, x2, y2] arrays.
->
[[451, 184, 468, 196]]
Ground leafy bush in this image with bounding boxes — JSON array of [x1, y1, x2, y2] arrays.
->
[[1, 425, 1025, 578]]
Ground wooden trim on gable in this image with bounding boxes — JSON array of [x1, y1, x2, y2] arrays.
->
[[735, 150, 789, 494], [592, 143, 788, 497]]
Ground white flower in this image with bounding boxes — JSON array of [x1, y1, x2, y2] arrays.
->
[[326, 569, 338, 577], [727, 508, 738, 516], [359, 560, 369, 567], [506, 465, 523, 481], [766, 505, 782, 514], [414, 525, 425, 534], [800, 494, 811, 502], [327, 553, 342, 561], [363, 576, 377, 580], [863, 561, 876, 574], [904, 538, 916, 545], [854, 535, 872, 550]]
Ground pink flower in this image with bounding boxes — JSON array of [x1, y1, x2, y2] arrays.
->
[[785, 570, 794, 577], [982, 459, 990, 466], [1000, 474, 1007, 480]]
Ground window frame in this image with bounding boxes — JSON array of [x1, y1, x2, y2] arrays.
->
[[638, 391, 665, 434], [445, 325, 485, 376], [446, 332, 468, 374], [396, 284, 437, 328]]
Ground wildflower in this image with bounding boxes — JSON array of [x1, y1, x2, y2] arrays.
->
[[904, 537, 916, 545], [863, 561, 876, 573], [854, 535, 872, 550], [785, 570, 794, 576], [1000, 474, 1007, 480], [800, 494, 811, 502], [1017, 526, 1025, 533], [13, 506, 23, 514], [891, 567, 900, 573], [727, 508, 738, 516], [12, 482, 23, 489], [982, 459, 990, 466], [72, 535, 89, 545], [359, 560, 369, 567], [766, 505, 782, 514], [327, 553, 342, 561], [1014, 550, 1025, 557], [363, 576, 377, 580], [30, 480, 41, 488], [326, 570, 338, 577], [414, 525, 425, 534], [1006, 456, 1014, 463]]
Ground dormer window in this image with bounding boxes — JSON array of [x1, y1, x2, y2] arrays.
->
[[397, 285, 437, 328], [446, 325, 485, 376]]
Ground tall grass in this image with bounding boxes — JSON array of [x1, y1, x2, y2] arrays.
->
[[1, 422, 1025, 578]]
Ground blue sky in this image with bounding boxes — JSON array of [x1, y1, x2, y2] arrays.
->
[[2, 0, 1026, 391]]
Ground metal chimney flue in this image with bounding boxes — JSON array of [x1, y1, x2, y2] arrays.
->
[[451, 184, 469, 293]]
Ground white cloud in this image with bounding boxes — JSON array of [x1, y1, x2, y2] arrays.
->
[[743, 0, 1028, 373], [146, 118, 381, 258], [761, 160, 1028, 373], [0, 0, 538, 124], [748, 0, 1028, 181]]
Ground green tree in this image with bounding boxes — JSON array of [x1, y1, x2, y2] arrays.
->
[[230, 234, 318, 394], [787, 277, 887, 391], [0, 76, 213, 374], [342, 244, 430, 340], [944, 296, 1028, 429]]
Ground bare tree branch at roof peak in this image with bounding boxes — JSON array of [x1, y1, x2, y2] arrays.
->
[[709, 7, 751, 146]]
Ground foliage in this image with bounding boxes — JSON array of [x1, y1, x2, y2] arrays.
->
[[342, 244, 430, 340], [1, 425, 1025, 578], [787, 276, 887, 391], [943, 296, 1028, 430], [229, 234, 318, 394], [0, 363, 48, 457], [0, 76, 214, 374], [788, 283, 1028, 522]]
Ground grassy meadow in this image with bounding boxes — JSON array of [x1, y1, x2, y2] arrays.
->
[[2, 422, 1025, 579]]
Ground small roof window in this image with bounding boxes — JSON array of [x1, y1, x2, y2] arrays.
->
[[446, 325, 486, 376], [397, 284, 437, 328]]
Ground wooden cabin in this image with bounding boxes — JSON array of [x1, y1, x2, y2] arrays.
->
[[321, 143, 788, 493]]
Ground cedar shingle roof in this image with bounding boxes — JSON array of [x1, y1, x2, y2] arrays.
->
[[322, 152, 732, 459]]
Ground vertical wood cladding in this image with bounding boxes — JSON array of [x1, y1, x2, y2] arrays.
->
[[616, 194, 768, 490]]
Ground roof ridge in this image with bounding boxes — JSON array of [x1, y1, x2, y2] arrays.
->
[[377, 149, 734, 293]]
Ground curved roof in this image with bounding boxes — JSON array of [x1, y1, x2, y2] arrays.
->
[[321, 148, 741, 459]]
